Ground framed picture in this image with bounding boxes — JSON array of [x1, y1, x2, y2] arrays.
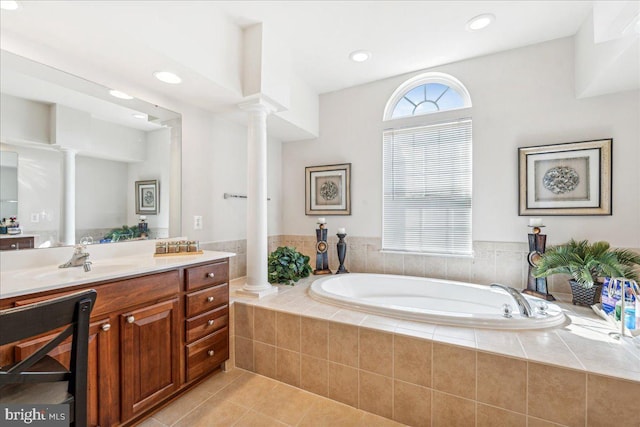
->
[[135, 180, 159, 215], [518, 139, 612, 216], [305, 163, 351, 215]]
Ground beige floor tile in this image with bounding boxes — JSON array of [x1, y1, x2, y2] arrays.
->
[[216, 372, 279, 408], [150, 386, 212, 426], [251, 383, 317, 425], [136, 418, 167, 427], [232, 410, 288, 427], [298, 398, 365, 427], [527, 416, 567, 427], [195, 368, 246, 396], [173, 395, 249, 427]]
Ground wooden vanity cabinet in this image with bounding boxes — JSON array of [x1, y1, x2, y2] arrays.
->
[[14, 318, 116, 427], [0, 236, 34, 251], [1, 257, 231, 427]]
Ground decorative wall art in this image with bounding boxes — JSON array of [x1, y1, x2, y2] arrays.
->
[[518, 139, 612, 215], [305, 163, 351, 215], [135, 180, 159, 215]]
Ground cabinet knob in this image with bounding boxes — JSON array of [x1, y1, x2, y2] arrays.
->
[[207, 350, 215, 357], [207, 272, 215, 278], [207, 296, 215, 303], [102, 323, 111, 332], [10, 244, 17, 249], [127, 316, 135, 324], [207, 319, 215, 326]]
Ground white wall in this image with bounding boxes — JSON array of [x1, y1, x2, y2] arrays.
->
[[282, 37, 640, 248]]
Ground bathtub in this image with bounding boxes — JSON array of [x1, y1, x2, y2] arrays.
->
[[309, 273, 566, 330]]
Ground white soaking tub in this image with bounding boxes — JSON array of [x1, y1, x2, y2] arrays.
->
[[309, 273, 566, 330]]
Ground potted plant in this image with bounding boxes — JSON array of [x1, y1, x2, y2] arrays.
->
[[533, 239, 640, 306], [267, 246, 312, 285]]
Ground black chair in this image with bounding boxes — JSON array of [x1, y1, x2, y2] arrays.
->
[[0, 289, 97, 427]]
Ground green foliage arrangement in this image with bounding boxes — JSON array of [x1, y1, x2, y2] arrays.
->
[[533, 239, 640, 289], [268, 246, 312, 285], [104, 225, 143, 241]]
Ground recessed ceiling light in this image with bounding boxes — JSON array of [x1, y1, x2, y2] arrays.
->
[[0, 1, 19, 10], [153, 71, 182, 84], [109, 89, 133, 100], [466, 13, 495, 31], [132, 113, 147, 120], [349, 50, 371, 63]]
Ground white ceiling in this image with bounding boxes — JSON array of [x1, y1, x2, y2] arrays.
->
[[0, 0, 597, 112]]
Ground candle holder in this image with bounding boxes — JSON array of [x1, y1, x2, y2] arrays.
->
[[335, 233, 349, 274], [313, 223, 332, 275], [523, 225, 555, 301]]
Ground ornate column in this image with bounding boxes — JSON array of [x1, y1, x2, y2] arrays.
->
[[237, 98, 279, 298], [60, 148, 77, 246]]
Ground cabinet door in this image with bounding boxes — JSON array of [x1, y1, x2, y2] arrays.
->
[[15, 318, 116, 427], [120, 298, 180, 421]]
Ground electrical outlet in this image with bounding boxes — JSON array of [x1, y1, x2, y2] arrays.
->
[[30, 213, 39, 223], [193, 215, 203, 230]]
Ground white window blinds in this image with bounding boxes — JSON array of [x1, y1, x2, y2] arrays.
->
[[382, 119, 472, 256]]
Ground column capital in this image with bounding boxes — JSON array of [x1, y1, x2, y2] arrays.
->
[[238, 95, 283, 114]]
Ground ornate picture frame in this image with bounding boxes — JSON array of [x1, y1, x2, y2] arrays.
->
[[135, 179, 159, 215], [518, 139, 612, 216], [305, 163, 351, 215]]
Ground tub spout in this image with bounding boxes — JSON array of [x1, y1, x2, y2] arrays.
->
[[490, 283, 533, 317]]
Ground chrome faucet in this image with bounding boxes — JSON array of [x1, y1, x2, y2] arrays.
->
[[59, 244, 90, 269], [490, 283, 533, 317]]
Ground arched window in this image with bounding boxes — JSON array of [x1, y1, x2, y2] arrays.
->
[[382, 72, 472, 256]]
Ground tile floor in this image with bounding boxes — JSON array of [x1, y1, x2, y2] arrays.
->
[[136, 368, 405, 427]]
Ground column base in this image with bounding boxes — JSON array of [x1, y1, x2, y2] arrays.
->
[[236, 284, 279, 298]]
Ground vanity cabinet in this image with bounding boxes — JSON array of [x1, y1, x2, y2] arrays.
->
[[0, 236, 34, 250], [0, 257, 230, 427], [120, 298, 180, 421], [184, 261, 229, 383]]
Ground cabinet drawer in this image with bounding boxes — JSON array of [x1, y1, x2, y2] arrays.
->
[[185, 283, 228, 317], [185, 305, 229, 343], [186, 327, 228, 382], [185, 261, 228, 291], [0, 237, 34, 251]]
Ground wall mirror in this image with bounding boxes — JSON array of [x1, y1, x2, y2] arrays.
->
[[0, 50, 182, 249]]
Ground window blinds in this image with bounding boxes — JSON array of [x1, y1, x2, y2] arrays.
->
[[382, 119, 472, 256]]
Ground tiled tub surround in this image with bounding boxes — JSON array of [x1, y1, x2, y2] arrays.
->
[[279, 236, 640, 295], [230, 278, 639, 427]]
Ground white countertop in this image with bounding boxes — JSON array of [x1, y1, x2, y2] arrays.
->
[[0, 250, 234, 299]]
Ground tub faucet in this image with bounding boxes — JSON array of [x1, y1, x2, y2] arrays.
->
[[490, 283, 533, 317], [59, 244, 90, 268]]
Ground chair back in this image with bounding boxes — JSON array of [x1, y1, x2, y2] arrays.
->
[[0, 289, 96, 427]]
